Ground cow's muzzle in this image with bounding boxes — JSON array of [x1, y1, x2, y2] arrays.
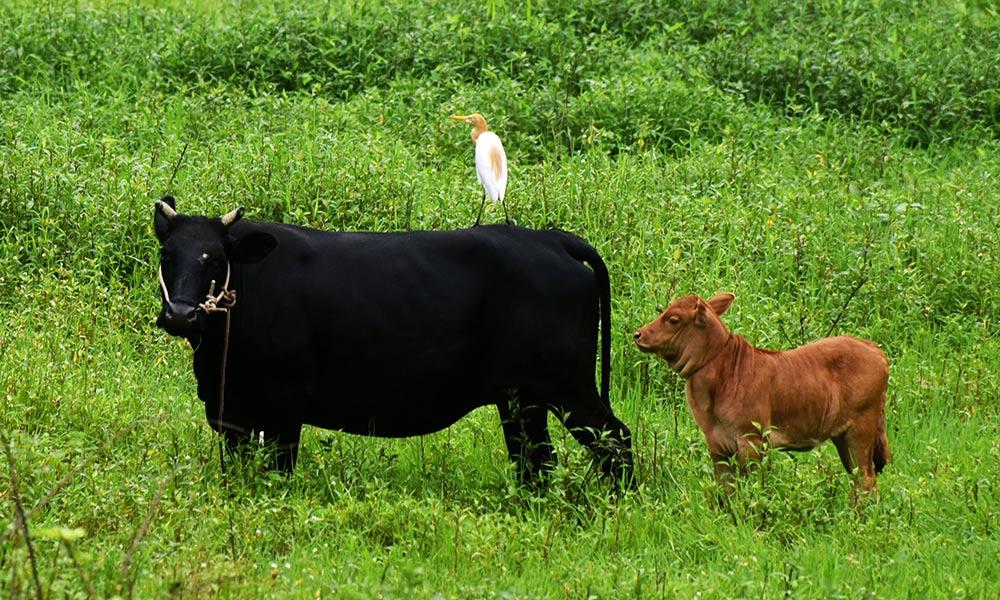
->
[[157, 300, 204, 337]]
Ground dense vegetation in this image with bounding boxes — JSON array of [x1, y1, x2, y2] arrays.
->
[[1, 0, 997, 597]]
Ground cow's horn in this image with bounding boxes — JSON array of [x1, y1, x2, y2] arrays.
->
[[155, 200, 177, 220], [220, 207, 244, 227]]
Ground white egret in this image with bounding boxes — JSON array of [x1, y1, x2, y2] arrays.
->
[[450, 113, 509, 225]]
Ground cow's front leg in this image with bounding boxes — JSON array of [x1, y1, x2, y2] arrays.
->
[[222, 427, 251, 450], [263, 425, 302, 474], [216, 426, 252, 475]]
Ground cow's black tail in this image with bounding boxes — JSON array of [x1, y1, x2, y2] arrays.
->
[[873, 405, 891, 474], [561, 234, 612, 409]]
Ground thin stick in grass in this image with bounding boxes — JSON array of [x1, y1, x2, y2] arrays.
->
[[61, 538, 96, 598], [165, 142, 190, 193], [122, 472, 173, 600], [1, 419, 148, 545], [824, 244, 872, 338], [1, 432, 44, 600]]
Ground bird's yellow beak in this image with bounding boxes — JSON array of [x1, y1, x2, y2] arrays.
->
[[449, 115, 469, 122]]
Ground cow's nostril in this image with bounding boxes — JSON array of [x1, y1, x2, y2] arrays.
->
[[634, 330, 642, 341], [164, 302, 198, 325]]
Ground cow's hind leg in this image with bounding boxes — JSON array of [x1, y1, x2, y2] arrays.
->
[[497, 396, 554, 486], [555, 391, 633, 487]]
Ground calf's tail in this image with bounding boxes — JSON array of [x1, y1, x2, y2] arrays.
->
[[873, 406, 891, 474], [561, 235, 612, 409]]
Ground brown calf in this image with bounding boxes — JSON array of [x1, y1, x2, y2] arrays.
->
[[635, 293, 890, 496]]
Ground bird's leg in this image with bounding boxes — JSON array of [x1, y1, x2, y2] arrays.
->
[[474, 191, 486, 227], [502, 198, 511, 225]]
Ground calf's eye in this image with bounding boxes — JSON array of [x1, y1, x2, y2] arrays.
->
[[668, 315, 681, 324]]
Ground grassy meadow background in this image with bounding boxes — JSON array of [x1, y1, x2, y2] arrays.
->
[[1, 0, 998, 597]]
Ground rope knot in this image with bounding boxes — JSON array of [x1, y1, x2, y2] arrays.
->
[[199, 279, 237, 314], [159, 261, 236, 314]]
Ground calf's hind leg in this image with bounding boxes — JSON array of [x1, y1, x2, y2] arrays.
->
[[497, 396, 555, 486], [840, 420, 880, 500], [832, 433, 854, 474], [848, 429, 878, 492]]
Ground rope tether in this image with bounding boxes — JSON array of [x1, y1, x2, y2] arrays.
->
[[159, 262, 237, 471]]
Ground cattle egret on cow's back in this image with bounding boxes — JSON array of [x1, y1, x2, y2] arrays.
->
[[450, 113, 509, 226]]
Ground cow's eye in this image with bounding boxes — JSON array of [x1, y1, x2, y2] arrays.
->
[[668, 315, 681, 325]]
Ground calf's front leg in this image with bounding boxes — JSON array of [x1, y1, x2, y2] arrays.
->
[[711, 450, 736, 494], [736, 433, 764, 475], [709, 432, 763, 496]]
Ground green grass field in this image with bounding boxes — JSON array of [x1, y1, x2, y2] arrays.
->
[[1, 0, 998, 597]]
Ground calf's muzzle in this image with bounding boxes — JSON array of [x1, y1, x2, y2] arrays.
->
[[634, 327, 655, 352]]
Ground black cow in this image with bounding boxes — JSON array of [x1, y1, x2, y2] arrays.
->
[[153, 196, 632, 484]]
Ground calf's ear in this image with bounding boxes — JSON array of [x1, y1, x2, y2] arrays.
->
[[707, 293, 735, 316], [229, 231, 277, 264], [694, 301, 709, 327]]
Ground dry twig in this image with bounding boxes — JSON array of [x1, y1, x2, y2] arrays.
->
[[2, 432, 44, 600], [122, 472, 173, 600]]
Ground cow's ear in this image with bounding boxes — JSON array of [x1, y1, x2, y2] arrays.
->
[[707, 293, 735, 317], [229, 231, 277, 264], [154, 196, 177, 241]]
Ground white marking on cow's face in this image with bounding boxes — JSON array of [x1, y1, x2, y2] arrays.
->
[[199, 252, 209, 263]]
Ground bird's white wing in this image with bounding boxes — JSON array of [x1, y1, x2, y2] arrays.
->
[[475, 131, 507, 202]]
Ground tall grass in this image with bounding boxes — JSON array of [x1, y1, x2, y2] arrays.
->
[[1, 0, 998, 597]]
